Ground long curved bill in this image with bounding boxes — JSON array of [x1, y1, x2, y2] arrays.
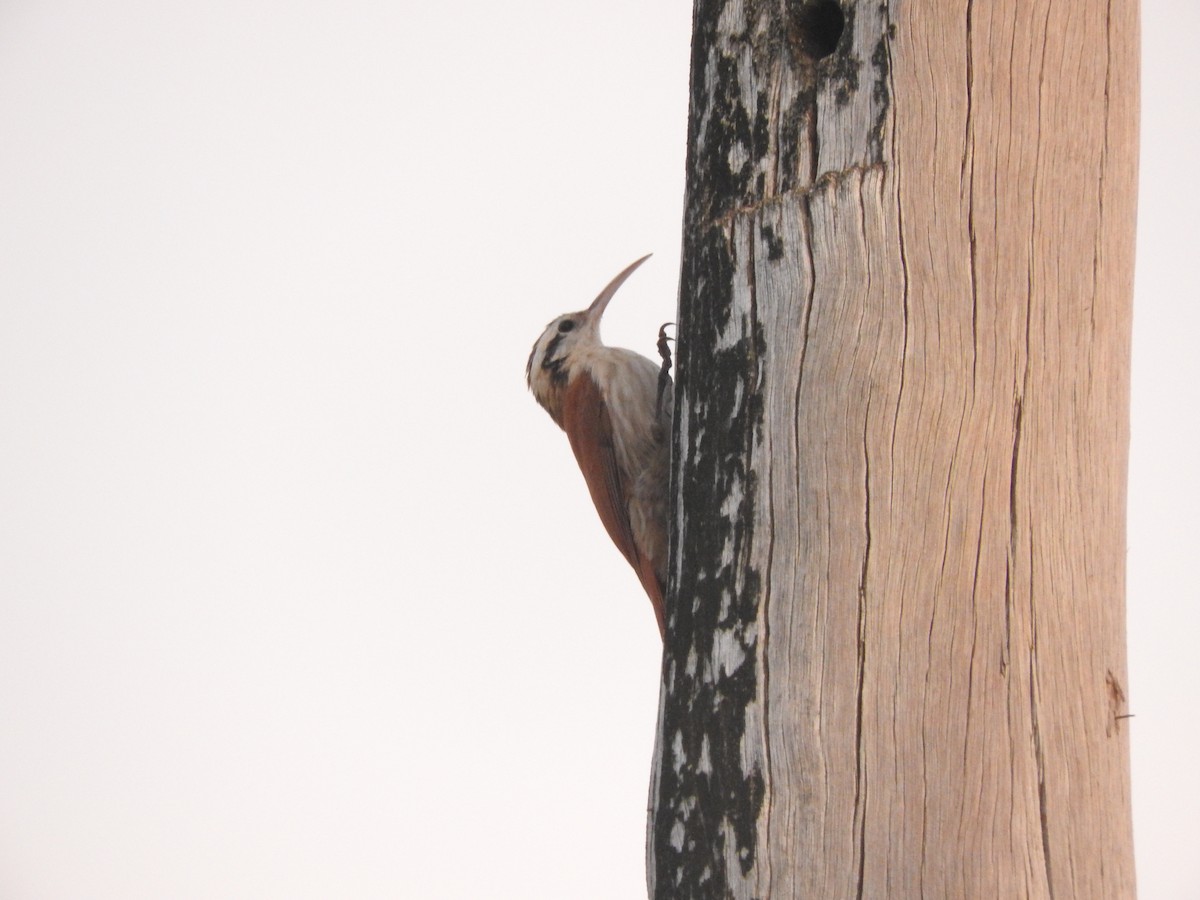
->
[[585, 254, 652, 324]]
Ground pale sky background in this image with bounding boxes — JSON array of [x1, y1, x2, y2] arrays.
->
[[0, 2, 1194, 898]]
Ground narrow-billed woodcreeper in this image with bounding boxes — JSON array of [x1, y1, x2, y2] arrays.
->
[[526, 256, 672, 638]]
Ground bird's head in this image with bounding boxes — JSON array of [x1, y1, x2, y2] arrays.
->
[[526, 254, 650, 425]]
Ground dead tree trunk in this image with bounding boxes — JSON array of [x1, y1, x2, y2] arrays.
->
[[648, 0, 1138, 896]]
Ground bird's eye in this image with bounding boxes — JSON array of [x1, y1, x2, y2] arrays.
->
[[557, 320, 575, 333]]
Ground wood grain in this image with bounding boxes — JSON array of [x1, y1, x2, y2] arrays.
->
[[650, 0, 1138, 896]]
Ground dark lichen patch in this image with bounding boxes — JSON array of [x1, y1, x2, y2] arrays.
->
[[776, 88, 815, 196], [753, 89, 772, 156], [657, 220, 767, 896], [708, 56, 758, 203], [685, 0, 769, 225], [686, 0, 827, 224], [761, 223, 786, 261], [813, 1, 860, 105], [868, 24, 896, 163]]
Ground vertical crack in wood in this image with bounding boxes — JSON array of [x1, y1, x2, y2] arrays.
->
[[853, 414, 871, 900], [760, 419, 776, 897], [1029, 531, 1054, 899], [963, 0, 980, 388], [963, 472, 988, 765], [1005, 397, 1023, 671], [877, 30, 912, 885], [748, 214, 776, 898], [882, 30, 908, 482], [1026, 7, 1053, 892], [1091, 0, 1115, 339], [796, 192, 817, 438], [960, 0, 976, 186], [805, 73, 820, 185]]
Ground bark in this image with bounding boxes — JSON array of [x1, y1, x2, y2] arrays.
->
[[648, 0, 1139, 896]]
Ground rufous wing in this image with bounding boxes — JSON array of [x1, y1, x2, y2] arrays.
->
[[561, 371, 666, 638]]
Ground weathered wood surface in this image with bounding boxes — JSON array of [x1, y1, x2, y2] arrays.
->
[[649, 0, 1138, 896]]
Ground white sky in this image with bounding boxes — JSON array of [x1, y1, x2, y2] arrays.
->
[[0, 1, 1194, 897]]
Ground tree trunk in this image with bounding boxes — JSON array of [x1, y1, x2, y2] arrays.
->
[[648, 0, 1138, 896]]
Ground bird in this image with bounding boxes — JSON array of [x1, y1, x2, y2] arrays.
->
[[526, 255, 672, 639]]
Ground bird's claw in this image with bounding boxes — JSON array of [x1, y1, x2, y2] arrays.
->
[[656, 323, 675, 417]]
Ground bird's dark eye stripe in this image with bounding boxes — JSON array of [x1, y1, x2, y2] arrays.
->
[[541, 332, 564, 369], [557, 320, 575, 333]]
